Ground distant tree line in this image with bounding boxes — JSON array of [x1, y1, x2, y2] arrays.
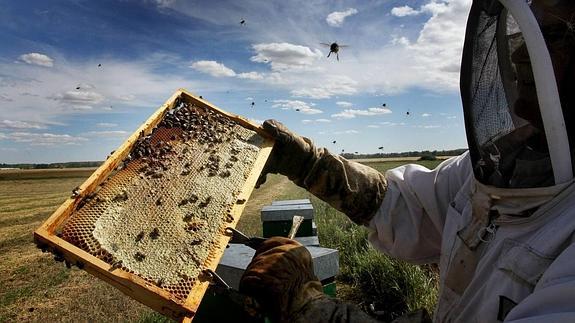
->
[[0, 161, 103, 169], [341, 148, 467, 160], [0, 148, 468, 169]]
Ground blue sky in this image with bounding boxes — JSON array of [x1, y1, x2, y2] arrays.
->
[[0, 0, 471, 163]]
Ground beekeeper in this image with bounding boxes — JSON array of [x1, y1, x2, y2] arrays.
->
[[239, 0, 575, 322]]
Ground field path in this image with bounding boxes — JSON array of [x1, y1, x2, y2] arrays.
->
[[236, 174, 300, 236]]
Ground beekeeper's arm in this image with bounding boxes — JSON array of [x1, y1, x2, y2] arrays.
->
[[258, 119, 471, 263]]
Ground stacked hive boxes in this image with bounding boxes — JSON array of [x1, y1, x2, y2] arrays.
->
[[195, 199, 339, 322]]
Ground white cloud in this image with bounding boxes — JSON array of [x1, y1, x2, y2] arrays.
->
[[391, 6, 421, 17], [447, 116, 457, 119], [118, 94, 135, 101], [153, 0, 175, 7], [251, 43, 323, 71], [334, 129, 359, 134], [18, 53, 54, 67], [96, 122, 118, 127], [190, 61, 264, 80], [332, 107, 392, 119], [50, 90, 105, 110], [336, 101, 353, 108], [249, 119, 264, 125], [0, 120, 47, 129], [245, 97, 254, 101], [302, 118, 331, 124], [391, 35, 410, 46], [367, 125, 380, 128], [0, 132, 87, 146], [147, 0, 471, 98], [421, 113, 432, 117], [272, 99, 323, 114], [292, 75, 358, 99], [237, 72, 264, 80], [85, 130, 129, 138], [326, 8, 358, 27], [387, 0, 471, 91], [0, 57, 198, 126], [190, 60, 236, 77], [0, 94, 13, 102], [380, 121, 406, 126]]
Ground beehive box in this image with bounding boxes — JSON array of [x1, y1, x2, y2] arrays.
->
[[33, 89, 274, 322]]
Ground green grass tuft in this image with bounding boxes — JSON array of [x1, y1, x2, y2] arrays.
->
[[313, 197, 438, 321], [137, 311, 174, 323]]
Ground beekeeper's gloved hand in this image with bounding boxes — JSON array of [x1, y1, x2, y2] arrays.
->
[[258, 119, 387, 225], [239, 237, 379, 323], [239, 237, 324, 322]]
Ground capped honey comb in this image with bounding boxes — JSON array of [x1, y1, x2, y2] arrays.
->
[[59, 98, 265, 301]]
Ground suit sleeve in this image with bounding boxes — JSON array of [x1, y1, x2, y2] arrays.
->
[[368, 152, 472, 264]]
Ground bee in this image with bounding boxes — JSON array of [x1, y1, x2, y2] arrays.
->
[[149, 228, 160, 240], [110, 260, 123, 270], [135, 231, 145, 242], [71, 186, 81, 198], [320, 42, 349, 61], [134, 252, 146, 262]]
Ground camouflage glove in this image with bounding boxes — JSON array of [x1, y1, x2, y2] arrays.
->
[[239, 237, 325, 323], [240, 237, 380, 323], [258, 119, 387, 225]]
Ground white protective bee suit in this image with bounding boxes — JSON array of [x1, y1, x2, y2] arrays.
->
[[241, 0, 575, 322], [370, 0, 575, 321]]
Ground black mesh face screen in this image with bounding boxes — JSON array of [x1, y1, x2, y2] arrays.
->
[[468, 10, 515, 147], [461, 1, 556, 188]]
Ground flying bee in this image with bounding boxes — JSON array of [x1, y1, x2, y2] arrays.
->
[[320, 42, 349, 61]]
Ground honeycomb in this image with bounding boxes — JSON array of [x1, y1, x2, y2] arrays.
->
[[60, 99, 264, 301]]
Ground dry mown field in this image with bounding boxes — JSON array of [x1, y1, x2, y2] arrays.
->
[[0, 157, 445, 322], [0, 168, 298, 322]]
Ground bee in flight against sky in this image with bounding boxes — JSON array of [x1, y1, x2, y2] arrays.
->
[[332, 140, 336, 144], [320, 42, 349, 61], [378, 146, 384, 150], [240, 19, 246, 25]]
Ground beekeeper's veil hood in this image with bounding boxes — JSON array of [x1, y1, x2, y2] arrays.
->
[[461, 0, 575, 188]]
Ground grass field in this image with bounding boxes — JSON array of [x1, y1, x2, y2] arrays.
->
[[0, 158, 444, 322]]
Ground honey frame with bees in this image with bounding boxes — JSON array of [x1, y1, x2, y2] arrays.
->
[[33, 89, 274, 322]]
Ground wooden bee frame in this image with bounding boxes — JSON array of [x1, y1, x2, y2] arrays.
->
[[33, 89, 274, 322]]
